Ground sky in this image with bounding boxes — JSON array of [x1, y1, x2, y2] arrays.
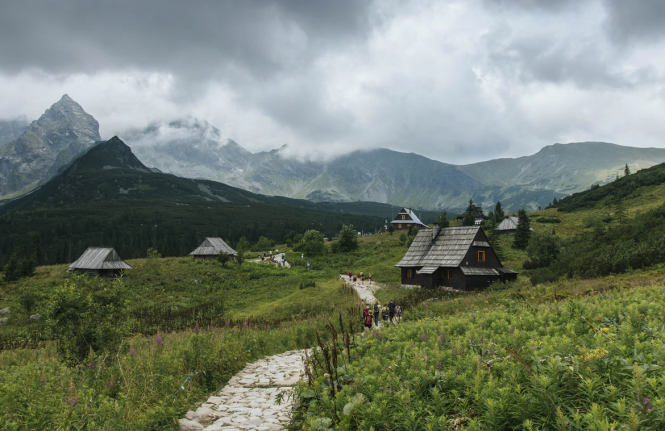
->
[[1, 0, 665, 164]]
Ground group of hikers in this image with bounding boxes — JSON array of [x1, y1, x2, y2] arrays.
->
[[259, 250, 311, 269], [348, 270, 372, 284], [362, 299, 401, 328]]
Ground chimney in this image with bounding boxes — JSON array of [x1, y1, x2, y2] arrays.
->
[[432, 225, 440, 242]]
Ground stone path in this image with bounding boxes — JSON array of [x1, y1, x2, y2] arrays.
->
[[179, 350, 310, 431], [339, 274, 379, 304], [252, 256, 291, 268]]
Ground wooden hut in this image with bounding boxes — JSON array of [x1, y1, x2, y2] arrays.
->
[[390, 208, 428, 231], [68, 247, 132, 277], [395, 226, 517, 291], [190, 237, 237, 261], [496, 216, 533, 234], [456, 203, 489, 225]]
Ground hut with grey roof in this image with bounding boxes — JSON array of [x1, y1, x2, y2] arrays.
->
[[496, 216, 534, 234], [395, 226, 517, 290], [190, 237, 237, 261], [68, 247, 132, 277], [390, 207, 428, 231]]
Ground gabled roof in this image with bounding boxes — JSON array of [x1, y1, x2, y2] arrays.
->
[[69, 247, 132, 270], [396, 226, 481, 268], [391, 208, 427, 227], [459, 204, 488, 220], [190, 237, 237, 256], [496, 216, 533, 231]]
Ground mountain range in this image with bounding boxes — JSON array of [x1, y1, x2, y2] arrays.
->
[[123, 118, 665, 211], [3, 95, 665, 212]]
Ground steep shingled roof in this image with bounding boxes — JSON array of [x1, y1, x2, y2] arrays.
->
[[390, 208, 428, 227], [396, 226, 480, 267], [496, 216, 533, 232], [190, 237, 237, 256], [69, 247, 132, 270]]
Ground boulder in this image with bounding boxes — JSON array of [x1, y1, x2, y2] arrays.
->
[[30, 314, 41, 321], [178, 418, 203, 430], [0, 317, 8, 326], [0, 308, 10, 315]]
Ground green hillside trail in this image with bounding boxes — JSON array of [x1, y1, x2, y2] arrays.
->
[[339, 274, 379, 304], [178, 349, 310, 431]]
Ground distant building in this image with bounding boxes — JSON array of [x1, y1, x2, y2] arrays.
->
[[190, 237, 237, 261], [457, 203, 489, 225], [395, 226, 517, 291], [68, 247, 132, 277], [390, 208, 428, 231], [496, 216, 534, 234]]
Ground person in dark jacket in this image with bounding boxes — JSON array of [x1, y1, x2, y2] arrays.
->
[[388, 299, 396, 323], [382, 306, 388, 322], [373, 301, 380, 327]]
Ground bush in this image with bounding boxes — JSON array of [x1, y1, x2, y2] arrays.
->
[[297, 230, 325, 256], [337, 225, 359, 253], [46, 278, 129, 365], [523, 232, 560, 269]]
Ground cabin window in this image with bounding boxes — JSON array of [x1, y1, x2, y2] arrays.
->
[[406, 269, 413, 278], [398, 224, 402, 229], [478, 251, 486, 262], [401, 215, 406, 220], [448, 270, 453, 279], [442, 270, 453, 279]]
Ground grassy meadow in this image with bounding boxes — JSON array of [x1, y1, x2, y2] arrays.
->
[[3, 173, 665, 429]]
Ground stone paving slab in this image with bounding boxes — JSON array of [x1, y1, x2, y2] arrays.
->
[[180, 350, 310, 431]]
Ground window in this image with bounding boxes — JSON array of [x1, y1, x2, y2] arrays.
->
[[406, 269, 413, 278], [401, 215, 406, 220], [475, 219, 482, 225], [398, 224, 402, 229], [478, 251, 486, 262], [441, 270, 453, 280]]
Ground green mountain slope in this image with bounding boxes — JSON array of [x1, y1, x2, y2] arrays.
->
[[460, 141, 665, 194]]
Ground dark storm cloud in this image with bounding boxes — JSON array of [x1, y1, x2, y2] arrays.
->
[[603, 0, 665, 45], [0, 0, 373, 80]]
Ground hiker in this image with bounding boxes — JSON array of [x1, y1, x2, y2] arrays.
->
[[306, 262, 310, 270], [301, 253, 304, 260], [396, 304, 402, 322], [373, 301, 380, 327], [362, 306, 370, 320], [368, 273, 372, 284], [269, 250, 272, 257], [353, 275, 357, 282], [364, 310, 373, 330], [382, 306, 388, 322], [348, 271, 353, 280], [388, 299, 396, 323]]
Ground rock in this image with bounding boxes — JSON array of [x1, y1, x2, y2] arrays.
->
[[0, 308, 10, 315], [0, 317, 8, 326], [179, 418, 204, 430], [29, 314, 40, 320]]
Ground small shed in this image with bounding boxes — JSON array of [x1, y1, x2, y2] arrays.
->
[[496, 216, 534, 234], [190, 237, 237, 261], [390, 208, 428, 231], [68, 247, 132, 277]]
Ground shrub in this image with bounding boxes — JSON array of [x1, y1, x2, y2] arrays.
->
[[524, 232, 560, 269], [337, 225, 359, 253]]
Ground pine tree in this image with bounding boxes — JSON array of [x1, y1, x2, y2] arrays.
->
[[438, 210, 450, 229], [485, 220, 504, 261], [494, 201, 505, 223], [462, 211, 476, 226], [387, 224, 395, 235], [3, 254, 19, 282], [624, 163, 630, 176], [613, 196, 626, 224], [513, 208, 532, 250]]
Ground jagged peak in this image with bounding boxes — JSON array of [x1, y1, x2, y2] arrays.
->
[[73, 136, 150, 172]]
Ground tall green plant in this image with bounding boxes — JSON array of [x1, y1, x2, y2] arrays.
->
[[513, 208, 531, 249], [337, 225, 359, 252]]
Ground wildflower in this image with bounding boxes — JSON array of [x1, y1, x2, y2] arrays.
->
[[66, 396, 78, 407], [108, 381, 114, 389], [155, 336, 164, 345], [129, 349, 135, 356], [88, 361, 95, 369], [423, 303, 428, 308]]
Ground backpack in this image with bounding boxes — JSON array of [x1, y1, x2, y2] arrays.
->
[[364, 314, 373, 326]]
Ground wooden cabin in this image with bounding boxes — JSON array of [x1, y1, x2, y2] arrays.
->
[[390, 208, 428, 231], [68, 247, 132, 277], [457, 203, 489, 225], [190, 237, 237, 261], [395, 226, 517, 291], [496, 216, 533, 234]]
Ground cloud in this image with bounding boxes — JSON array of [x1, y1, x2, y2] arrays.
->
[[0, 0, 664, 164]]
